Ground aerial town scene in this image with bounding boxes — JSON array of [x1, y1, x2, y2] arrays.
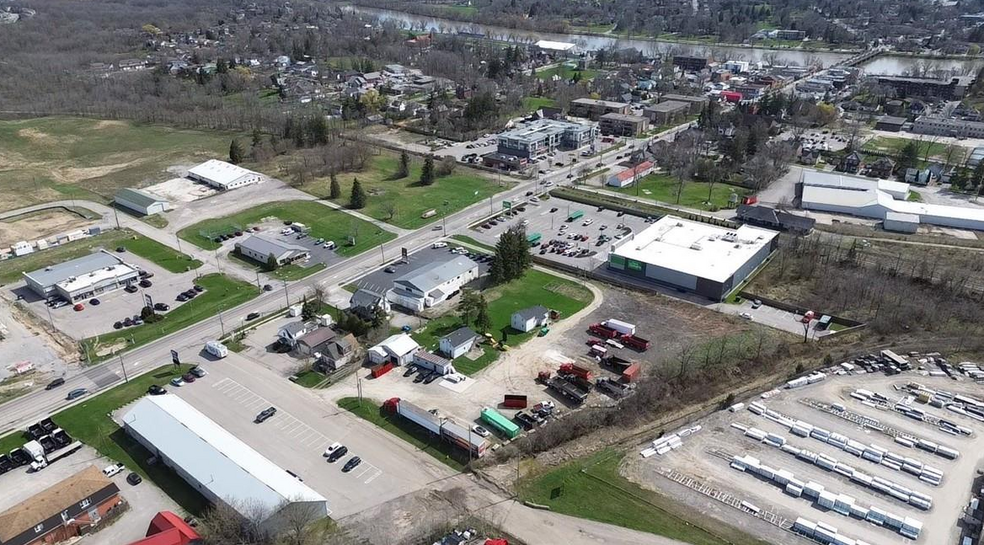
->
[[4, 0, 984, 544]]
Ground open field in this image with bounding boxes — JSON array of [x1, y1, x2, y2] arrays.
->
[[862, 135, 967, 163], [613, 173, 750, 211], [535, 65, 600, 82], [0, 117, 237, 213], [519, 449, 769, 545], [0, 207, 96, 245], [0, 229, 201, 285], [81, 273, 259, 360], [296, 151, 504, 230], [177, 200, 396, 253], [521, 96, 557, 112]]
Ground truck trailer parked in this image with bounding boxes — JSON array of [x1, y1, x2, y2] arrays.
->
[[621, 334, 651, 351], [481, 407, 521, 439], [602, 319, 636, 336]]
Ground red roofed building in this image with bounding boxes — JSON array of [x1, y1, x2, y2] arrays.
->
[[127, 511, 202, 545], [606, 160, 654, 188]]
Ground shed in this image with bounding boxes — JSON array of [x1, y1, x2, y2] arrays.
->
[[884, 212, 919, 233], [439, 326, 477, 359], [114, 188, 170, 216], [367, 333, 420, 365], [413, 351, 454, 375], [874, 116, 907, 132], [511, 305, 549, 332]]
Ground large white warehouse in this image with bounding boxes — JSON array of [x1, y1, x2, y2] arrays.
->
[[187, 160, 262, 190], [608, 216, 779, 301], [122, 395, 329, 532], [800, 170, 984, 231]]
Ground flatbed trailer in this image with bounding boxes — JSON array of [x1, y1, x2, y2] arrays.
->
[[546, 376, 588, 404]]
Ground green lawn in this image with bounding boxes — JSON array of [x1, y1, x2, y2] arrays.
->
[[412, 269, 593, 374], [338, 397, 468, 471], [293, 369, 328, 388], [49, 364, 209, 514], [613, 173, 750, 211], [521, 96, 557, 112], [292, 152, 504, 230], [0, 117, 238, 213], [434, 4, 477, 15], [520, 450, 769, 545], [907, 190, 923, 202], [0, 430, 31, 456], [0, 229, 200, 285], [569, 22, 616, 34], [81, 273, 259, 360], [535, 65, 600, 82], [177, 200, 396, 254], [862, 136, 966, 163], [139, 213, 169, 229], [451, 234, 496, 252]]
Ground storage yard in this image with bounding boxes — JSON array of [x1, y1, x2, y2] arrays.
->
[[625, 354, 984, 545]]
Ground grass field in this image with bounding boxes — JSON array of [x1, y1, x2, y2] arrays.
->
[[521, 96, 557, 112], [613, 173, 750, 211], [535, 65, 600, 82], [862, 136, 966, 163], [338, 397, 468, 470], [411, 269, 593, 374], [139, 213, 169, 229], [295, 152, 503, 230], [451, 234, 496, 252], [519, 450, 769, 545], [0, 117, 238, 213], [177, 201, 396, 254], [0, 229, 201, 285], [50, 363, 209, 514], [81, 273, 259, 360]]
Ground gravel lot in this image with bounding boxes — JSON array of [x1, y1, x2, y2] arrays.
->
[[624, 371, 984, 545]]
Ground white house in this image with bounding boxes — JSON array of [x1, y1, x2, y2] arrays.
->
[[114, 188, 170, 216], [439, 326, 478, 359], [511, 305, 550, 333], [412, 351, 455, 376], [386, 256, 479, 312], [278, 321, 310, 347], [187, 159, 262, 190], [367, 333, 420, 366]]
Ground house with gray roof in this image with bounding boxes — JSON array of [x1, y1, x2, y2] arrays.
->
[[386, 255, 479, 312], [277, 321, 310, 347], [440, 326, 478, 359], [511, 305, 550, 333], [114, 188, 169, 216], [349, 288, 391, 320], [236, 235, 309, 267]]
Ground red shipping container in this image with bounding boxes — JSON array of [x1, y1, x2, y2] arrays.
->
[[503, 394, 528, 409], [371, 362, 394, 378], [622, 362, 641, 383], [559, 363, 592, 380]]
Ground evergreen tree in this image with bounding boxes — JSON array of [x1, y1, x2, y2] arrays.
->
[[950, 167, 969, 191], [475, 296, 492, 333], [896, 141, 920, 172], [420, 155, 435, 186], [252, 128, 263, 148], [229, 139, 245, 164], [329, 172, 342, 199], [491, 226, 531, 284], [265, 253, 278, 271], [350, 178, 368, 209], [397, 151, 410, 179], [972, 161, 984, 189]]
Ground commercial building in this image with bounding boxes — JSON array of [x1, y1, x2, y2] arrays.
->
[[187, 160, 262, 190], [122, 395, 329, 533], [128, 511, 203, 545], [870, 75, 973, 100], [534, 40, 577, 55], [599, 113, 649, 137], [672, 56, 709, 71], [608, 216, 779, 300], [912, 116, 984, 138], [800, 170, 984, 231], [0, 465, 123, 545], [884, 212, 919, 233], [386, 255, 479, 311], [657, 93, 709, 114], [481, 152, 528, 171], [736, 204, 816, 234], [368, 333, 420, 366], [644, 101, 690, 126], [874, 116, 906, 132], [23, 250, 139, 302], [235, 235, 310, 267], [114, 188, 169, 216], [496, 119, 597, 159], [569, 98, 630, 120]]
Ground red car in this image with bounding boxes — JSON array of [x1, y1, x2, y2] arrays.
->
[[73, 303, 84, 312], [181, 372, 197, 383]]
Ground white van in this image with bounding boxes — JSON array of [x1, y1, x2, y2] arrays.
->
[[205, 340, 228, 359]]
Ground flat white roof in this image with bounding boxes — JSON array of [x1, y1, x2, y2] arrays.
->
[[57, 262, 138, 293], [375, 333, 420, 357], [535, 40, 576, 51], [611, 216, 778, 283], [885, 211, 919, 223], [122, 395, 327, 518], [802, 170, 909, 198], [187, 159, 257, 188]]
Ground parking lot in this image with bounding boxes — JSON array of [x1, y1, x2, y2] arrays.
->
[[715, 299, 825, 338], [468, 196, 650, 273], [624, 369, 984, 545], [211, 219, 349, 275], [349, 246, 492, 305], [14, 251, 205, 340], [170, 350, 456, 518]]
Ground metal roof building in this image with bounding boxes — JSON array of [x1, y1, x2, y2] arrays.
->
[[387, 255, 479, 311], [235, 235, 310, 266], [114, 188, 170, 216], [187, 160, 261, 190], [608, 216, 779, 301], [23, 250, 139, 301], [122, 395, 328, 532]]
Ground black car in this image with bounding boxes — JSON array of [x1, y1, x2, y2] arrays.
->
[[116, 246, 126, 253], [126, 472, 143, 485], [550, 207, 558, 213], [124, 285, 139, 293], [403, 365, 418, 378], [326, 445, 348, 463], [255, 406, 277, 423], [139, 270, 154, 279], [413, 370, 427, 383], [176, 294, 188, 302], [263, 284, 274, 292], [246, 312, 260, 321], [342, 456, 362, 472], [123, 317, 133, 327], [384, 266, 396, 273], [45, 378, 65, 390], [147, 385, 167, 395], [423, 372, 439, 384], [139, 279, 152, 288], [154, 303, 170, 312], [193, 285, 204, 292], [89, 298, 100, 306], [113, 321, 124, 329]]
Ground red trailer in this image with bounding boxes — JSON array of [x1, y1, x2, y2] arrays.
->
[[621, 334, 652, 351], [622, 362, 641, 383], [371, 362, 394, 378], [559, 363, 592, 380], [588, 323, 620, 339], [503, 394, 529, 409]]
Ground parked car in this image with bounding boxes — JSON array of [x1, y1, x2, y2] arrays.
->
[[102, 463, 125, 477], [125, 285, 139, 293], [126, 472, 142, 485], [66, 388, 88, 400], [176, 294, 188, 302], [123, 317, 133, 327], [432, 242, 448, 249], [413, 370, 427, 383], [423, 372, 439, 384], [73, 303, 85, 312], [751, 300, 762, 309], [147, 385, 167, 395], [193, 285, 204, 292], [246, 312, 260, 321], [153, 303, 170, 312], [139, 279, 152, 288], [403, 365, 418, 378], [182, 372, 197, 383], [113, 321, 123, 330], [739, 312, 753, 320], [89, 298, 100, 306], [169, 377, 185, 387], [326, 445, 348, 463], [342, 456, 362, 472], [324, 442, 343, 457], [45, 378, 65, 390], [384, 266, 396, 273], [138, 270, 154, 279], [471, 425, 490, 437], [255, 406, 277, 423], [190, 366, 207, 378], [263, 284, 273, 291]]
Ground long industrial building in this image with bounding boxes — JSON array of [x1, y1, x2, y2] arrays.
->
[[23, 250, 139, 302], [800, 170, 984, 231], [187, 160, 262, 190], [607, 216, 779, 301], [122, 395, 329, 532]]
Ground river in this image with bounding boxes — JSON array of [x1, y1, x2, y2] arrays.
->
[[348, 5, 983, 75]]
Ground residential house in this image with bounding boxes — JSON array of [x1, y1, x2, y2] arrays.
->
[[799, 147, 821, 166], [349, 288, 391, 321], [867, 157, 896, 179], [278, 321, 309, 347], [295, 327, 337, 356], [314, 333, 358, 373], [837, 151, 863, 174], [439, 326, 478, 359], [905, 167, 932, 185], [511, 305, 550, 333], [367, 333, 420, 366]]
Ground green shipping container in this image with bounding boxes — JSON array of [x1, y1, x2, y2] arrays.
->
[[481, 408, 520, 438]]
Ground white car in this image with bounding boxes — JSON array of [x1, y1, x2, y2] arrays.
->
[[445, 373, 465, 383], [432, 242, 448, 249], [102, 463, 125, 477], [452, 247, 467, 254], [324, 442, 343, 457], [739, 312, 753, 320], [323, 241, 336, 250], [582, 219, 594, 226], [530, 197, 540, 203], [471, 425, 491, 437]]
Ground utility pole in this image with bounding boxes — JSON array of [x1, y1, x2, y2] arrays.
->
[[255, 270, 261, 289], [118, 354, 129, 382], [113, 206, 121, 229], [175, 235, 183, 254], [379, 243, 385, 263], [218, 311, 226, 337], [282, 279, 290, 308]]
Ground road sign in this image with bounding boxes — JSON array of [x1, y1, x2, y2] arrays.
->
[[143, 293, 153, 309], [502, 200, 512, 209], [170, 350, 180, 365]]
